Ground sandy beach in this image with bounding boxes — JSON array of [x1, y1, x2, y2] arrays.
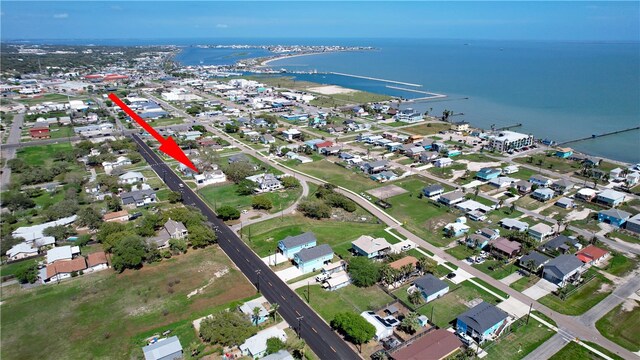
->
[[260, 51, 334, 67], [307, 85, 357, 95]]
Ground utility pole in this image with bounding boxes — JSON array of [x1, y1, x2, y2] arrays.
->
[[297, 316, 304, 339], [307, 280, 310, 303], [255, 269, 261, 293], [526, 303, 533, 325]]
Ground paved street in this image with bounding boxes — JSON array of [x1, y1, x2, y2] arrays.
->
[[0, 113, 24, 189]]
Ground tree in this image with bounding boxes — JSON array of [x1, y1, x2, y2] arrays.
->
[[281, 176, 300, 189], [266, 337, 286, 355], [168, 191, 182, 203], [252, 195, 273, 210], [225, 161, 256, 183], [111, 235, 147, 272], [270, 302, 280, 322], [331, 312, 376, 352], [399, 312, 421, 334], [252, 306, 262, 326], [77, 207, 102, 230], [408, 289, 424, 305], [105, 195, 122, 212], [347, 256, 381, 287], [418, 257, 436, 275], [7, 158, 28, 173], [137, 214, 162, 237], [169, 238, 188, 254], [96, 222, 127, 245], [43, 225, 75, 242], [217, 205, 240, 221], [1, 191, 35, 212], [199, 311, 255, 347], [297, 199, 331, 219], [188, 224, 217, 248], [15, 261, 38, 284], [380, 264, 395, 288]]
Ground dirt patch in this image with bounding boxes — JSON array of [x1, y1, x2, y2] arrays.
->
[[565, 208, 591, 221], [457, 159, 503, 172], [367, 184, 408, 199], [308, 85, 356, 95], [622, 299, 639, 312], [187, 267, 229, 299], [597, 283, 612, 293]]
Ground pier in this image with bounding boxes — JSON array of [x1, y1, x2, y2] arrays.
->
[[495, 123, 522, 131], [557, 126, 640, 146], [329, 72, 422, 87], [385, 85, 447, 101]]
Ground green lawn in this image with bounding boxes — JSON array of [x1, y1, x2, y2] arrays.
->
[[538, 271, 612, 315], [0, 247, 256, 360], [509, 166, 539, 181], [550, 341, 624, 360], [472, 278, 510, 299], [608, 230, 640, 245], [514, 153, 581, 174], [474, 259, 518, 280], [427, 163, 467, 179], [198, 183, 302, 214], [446, 244, 475, 260], [17, 93, 84, 105], [595, 300, 640, 352], [398, 122, 451, 135], [295, 284, 393, 322], [147, 117, 185, 126], [484, 319, 555, 360], [32, 189, 66, 208], [294, 160, 379, 194], [240, 214, 386, 258], [457, 153, 499, 163], [510, 275, 540, 292], [599, 252, 637, 276], [48, 124, 75, 139], [17, 143, 73, 166], [0, 259, 39, 278], [393, 280, 500, 328]]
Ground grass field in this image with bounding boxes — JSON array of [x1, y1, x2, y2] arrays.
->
[[510, 275, 540, 292], [295, 284, 393, 322], [295, 160, 379, 194], [608, 230, 640, 245], [0, 247, 255, 360], [199, 183, 302, 214], [240, 214, 386, 258], [538, 270, 612, 315], [32, 189, 66, 208], [147, 117, 185, 126], [513, 153, 582, 174], [599, 252, 637, 276], [17, 93, 85, 105], [550, 341, 624, 360], [595, 301, 640, 352], [17, 143, 73, 166], [509, 166, 539, 181], [0, 258, 39, 278], [484, 318, 555, 360], [398, 122, 451, 135], [393, 280, 500, 328]]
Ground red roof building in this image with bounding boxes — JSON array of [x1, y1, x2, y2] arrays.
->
[[314, 141, 334, 150], [29, 125, 50, 139], [391, 329, 463, 360], [575, 245, 609, 265]]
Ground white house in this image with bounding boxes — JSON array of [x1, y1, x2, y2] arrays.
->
[[434, 158, 453, 168], [119, 171, 145, 184], [102, 156, 132, 175], [240, 326, 287, 359], [194, 170, 226, 186], [360, 311, 400, 340]]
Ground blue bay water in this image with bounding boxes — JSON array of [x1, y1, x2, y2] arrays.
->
[[174, 47, 272, 66], [262, 39, 640, 164]]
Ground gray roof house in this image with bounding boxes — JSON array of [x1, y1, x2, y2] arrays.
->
[[423, 184, 445, 197], [414, 274, 449, 302], [542, 254, 585, 286], [120, 189, 157, 207], [278, 232, 317, 258], [542, 235, 582, 254], [456, 302, 509, 343], [626, 213, 640, 234], [438, 191, 466, 206], [518, 251, 551, 271], [164, 219, 188, 239], [142, 336, 183, 360], [551, 179, 575, 194], [295, 244, 333, 263], [499, 218, 529, 232]]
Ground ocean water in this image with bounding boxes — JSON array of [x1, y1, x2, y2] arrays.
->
[[174, 47, 272, 66], [261, 39, 640, 164]]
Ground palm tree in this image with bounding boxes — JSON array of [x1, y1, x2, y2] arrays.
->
[[474, 187, 480, 199], [252, 306, 261, 326], [400, 312, 421, 334], [400, 264, 414, 281], [524, 259, 537, 276], [498, 199, 505, 209], [380, 264, 395, 288], [408, 289, 423, 306], [270, 302, 280, 322]]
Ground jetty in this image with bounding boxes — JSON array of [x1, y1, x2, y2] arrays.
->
[[557, 126, 640, 146], [495, 123, 523, 131], [329, 72, 422, 87], [385, 85, 447, 101]]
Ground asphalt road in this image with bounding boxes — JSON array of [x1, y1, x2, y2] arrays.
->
[[129, 134, 360, 360]]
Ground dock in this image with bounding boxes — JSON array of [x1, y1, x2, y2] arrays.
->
[[385, 85, 447, 101], [329, 72, 422, 87], [557, 126, 640, 146], [495, 123, 522, 131]]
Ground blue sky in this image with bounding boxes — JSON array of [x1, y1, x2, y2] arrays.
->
[[1, 1, 639, 41]]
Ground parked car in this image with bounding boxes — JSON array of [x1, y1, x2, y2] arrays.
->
[[446, 272, 457, 279]]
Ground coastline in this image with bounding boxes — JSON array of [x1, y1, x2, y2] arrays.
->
[[259, 50, 349, 67]]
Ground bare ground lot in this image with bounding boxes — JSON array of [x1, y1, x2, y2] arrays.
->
[[367, 184, 408, 199]]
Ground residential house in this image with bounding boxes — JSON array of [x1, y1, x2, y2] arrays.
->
[[502, 165, 519, 175], [555, 147, 573, 158], [86, 252, 109, 272], [434, 158, 453, 168], [121, 189, 157, 208], [247, 173, 283, 192], [515, 180, 533, 194], [576, 188, 598, 201], [456, 200, 493, 214], [419, 151, 439, 164], [239, 298, 270, 325], [542, 235, 582, 254], [598, 209, 631, 228], [626, 172, 640, 187], [262, 351, 294, 360], [596, 189, 626, 207], [456, 301, 509, 343], [532, 188, 555, 202], [6, 243, 39, 261], [438, 191, 465, 206], [444, 221, 471, 238], [466, 234, 490, 249], [413, 274, 449, 303], [551, 179, 575, 194], [499, 218, 529, 232], [278, 232, 317, 259], [228, 154, 250, 164], [528, 223, 554, 241], [477, 228, 500, 241], [575, 245, 610, 265], [423, 184, 445, 197], [489, 177, 517, 189], [194, 170, 226, 186], [321, 260, 347, 277], [518, 251, 551, 273], [282, 129, 302, 140], [370, 170, 398, 182], [385, 142, 404, 152], [294, 244, 333, 274], [362, 160, 389, 174], [389, 256, 418, 271], [148, 219, 188, 249], [476, 168, 502, 181], [555, 197, 575, 209], [12, 215, 77, 242], [322, 271, 351, 291], [102, 156, 132, 175], [30, 125, 51, 139], [488, 237, 521, 258], [583, 157, 601, 167], [42, 257, 87, 283], [103, 210, 130, 223], [46, 245, 78, 264], [314, 140, 334, 153], [451, 121, 470, 131], [529, 175, 552, 187], [390, 329, 463, 360], [360, 311, 400, 340], [625, 214, 640, 234], [351, 235, 392, 259], [240, 326, 287, 359], [542, 255, 585, 286], [119, 171, 145, 184], [142, 336, 183, 360], [259, 134, 276, 144], [395, 108, 423, 123]]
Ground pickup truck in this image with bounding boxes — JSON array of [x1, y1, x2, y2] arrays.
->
[[315, 273, 330, 282]]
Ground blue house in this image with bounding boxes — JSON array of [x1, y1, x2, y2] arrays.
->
[[531, 188, 555, 201], [555, 147, 573, 158], [414, 274, 449, 303], [447, 150, 462, 157], [476, 168, 502, 181], [598, 209, 631, 228], [278, 232, 317, 259], [294, 244, 334, 274], [456, 302, 509, 343], [423, 184, 445, 197]]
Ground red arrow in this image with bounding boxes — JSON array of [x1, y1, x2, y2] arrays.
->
[[108, 93, 198, 173]]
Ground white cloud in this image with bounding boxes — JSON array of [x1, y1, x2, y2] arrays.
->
[[53, 13, 69, 19], [216, 24, 229, 28]]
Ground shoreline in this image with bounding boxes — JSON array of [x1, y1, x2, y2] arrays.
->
[[259, 51, 333, 67]]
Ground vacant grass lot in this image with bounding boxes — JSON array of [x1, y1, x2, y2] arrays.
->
[[550, 341, 624, 360], [240, 214, 386, 258], [199, 183, 302, 214], [295, 160, 379, 194], [484, 319, 555, 360], [295, 284, 393, 322], [17, 143, 73, 166], [17, 93, 85, 105], [538, 271, 612, 315], [399, 122, 451, 135], [0, 247, 255, 360], [609, 230, 640, 245], [393, 280, 500, 328], [599, 252, 637, 277], [514, 153, 582, 174], [510, 275, 540, 292], [595, 301, 640, 352]]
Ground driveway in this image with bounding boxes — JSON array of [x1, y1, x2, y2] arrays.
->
[[262, 253, 289, 267], [500, 272, 523, 286], [275, 265, 304, 282], [522, 279, 558, 300]]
